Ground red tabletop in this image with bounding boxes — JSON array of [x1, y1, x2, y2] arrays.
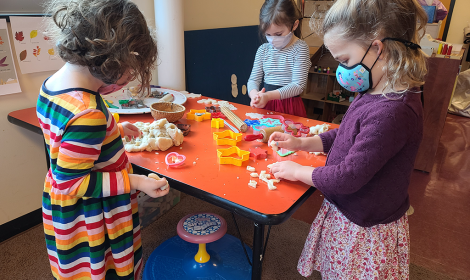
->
[[8, 97, 338, 217]]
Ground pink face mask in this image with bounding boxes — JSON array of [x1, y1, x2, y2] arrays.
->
[[97, 82, 129, 95]]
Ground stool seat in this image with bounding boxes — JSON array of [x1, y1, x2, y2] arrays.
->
[[143, 212, 252, 279], [177, 212, 227, 244]]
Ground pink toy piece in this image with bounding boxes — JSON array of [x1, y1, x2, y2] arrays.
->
[[249, 147, 268, 160], [283, 119, 309, 137], [177, 212, 227, 244], [165, 152, 186, 167], [263, 115, 285, 122]]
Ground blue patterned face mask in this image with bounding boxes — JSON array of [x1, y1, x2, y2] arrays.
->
[[336, 38, 421, 93], [336, 43, 379, 93]]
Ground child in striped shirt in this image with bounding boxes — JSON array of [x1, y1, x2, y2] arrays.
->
[[248, 0, 312, 117], [38, 1, 167, 279]]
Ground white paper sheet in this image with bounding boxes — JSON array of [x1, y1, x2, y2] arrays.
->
[[9, 16, 64, 74], [0, 19, 22, 96]]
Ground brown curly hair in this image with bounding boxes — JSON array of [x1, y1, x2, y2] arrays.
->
[[43, 0, 157, 91]]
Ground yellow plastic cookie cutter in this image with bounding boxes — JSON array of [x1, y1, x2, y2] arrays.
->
[[211, 118, 225, 129], [216, 146, 250, 166], [213, 130, 242, 146], [187, 109, 211, 122]]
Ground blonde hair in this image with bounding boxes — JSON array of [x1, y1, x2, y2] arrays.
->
[[43, 0, 158, 92], [311, 0, 428, 92]]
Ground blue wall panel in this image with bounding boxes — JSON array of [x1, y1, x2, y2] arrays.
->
[[184, 25, 262, 106]]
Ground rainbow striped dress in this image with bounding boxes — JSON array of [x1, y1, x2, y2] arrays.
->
[[37, 83, 142, 280]]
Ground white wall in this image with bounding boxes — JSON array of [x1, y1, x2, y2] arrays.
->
[[183, 0, 263, 31], [446, 0, 470, 71], [446, 0, 470, 44], [0, 22, 53, 225]]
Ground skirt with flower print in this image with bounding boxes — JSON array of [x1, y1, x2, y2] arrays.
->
[[297, 199, 410, 280]]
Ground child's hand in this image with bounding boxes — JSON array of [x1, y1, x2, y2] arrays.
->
[[121, 122, 141, 138], [129, 174, 170, 198], [269, 132, 302, 151], [269, 161, 303, 181], [250, 88, 266, 108]]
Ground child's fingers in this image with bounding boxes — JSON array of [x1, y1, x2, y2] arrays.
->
[[268, 132, 287, 143]]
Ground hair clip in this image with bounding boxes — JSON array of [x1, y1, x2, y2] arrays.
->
[[130, 51, 139, 56]]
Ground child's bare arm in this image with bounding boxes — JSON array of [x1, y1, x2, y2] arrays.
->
[[129, 174, 170, 198]]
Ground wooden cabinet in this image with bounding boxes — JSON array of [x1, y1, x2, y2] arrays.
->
[[414, 56, 461, 172]]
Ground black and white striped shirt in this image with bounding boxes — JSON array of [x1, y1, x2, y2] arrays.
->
[[247, 39, 311, 99]]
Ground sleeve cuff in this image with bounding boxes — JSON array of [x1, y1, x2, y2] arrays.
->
[[122, 171, 131, 194]]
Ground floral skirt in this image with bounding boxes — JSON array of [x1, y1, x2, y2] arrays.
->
[[297, 200, 410, 280]]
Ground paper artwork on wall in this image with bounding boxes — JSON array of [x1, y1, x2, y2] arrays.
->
[[0, 19, 22, 96], [9, 16, 64, 74]]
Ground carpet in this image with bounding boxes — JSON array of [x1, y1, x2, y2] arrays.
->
[[0, 194, 457, 280]]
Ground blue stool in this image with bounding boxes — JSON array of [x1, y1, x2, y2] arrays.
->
[[143, 212, 253, 280]]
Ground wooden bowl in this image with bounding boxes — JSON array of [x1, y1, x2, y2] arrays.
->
[[150, 102, 186, 123]]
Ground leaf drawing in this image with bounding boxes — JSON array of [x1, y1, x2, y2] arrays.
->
[[48, 48, 55, 59], [33, 46, 41, 60], [19, 50, 27, 61], [0, 36, 3, 45], [0, 56, 8, 67], [30, 30, 38, 42], [15, 31, 25, 42]]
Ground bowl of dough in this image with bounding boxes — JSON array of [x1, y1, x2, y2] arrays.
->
[[150, 102, 186, 123]]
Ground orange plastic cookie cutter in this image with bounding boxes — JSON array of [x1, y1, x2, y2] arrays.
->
[[213, 130, 242, 146], [187, 109, 211, 122], [211, 118, 225, 129], [216, 146, 250, 166]]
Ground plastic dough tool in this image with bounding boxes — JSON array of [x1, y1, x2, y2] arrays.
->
[[187, 109, 211, 122], [223, 120, 239, 133], [165, 152, 186, 167], [216, 146, 250, 166], [213, 130, 242, 146], [277, 148, 296, 157]]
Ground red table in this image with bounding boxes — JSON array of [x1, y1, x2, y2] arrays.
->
[[8, 97, 338, 279]]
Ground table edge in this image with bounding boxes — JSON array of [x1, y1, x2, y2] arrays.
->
[[132, 164, 316, 225]]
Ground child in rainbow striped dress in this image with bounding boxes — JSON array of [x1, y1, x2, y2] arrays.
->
[[37, 1, 167, 279]]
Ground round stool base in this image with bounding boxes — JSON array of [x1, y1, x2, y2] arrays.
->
[[143, 234, 252, 280]]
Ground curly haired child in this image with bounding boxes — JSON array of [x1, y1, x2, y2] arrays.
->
[[37, 0, 165, 279]]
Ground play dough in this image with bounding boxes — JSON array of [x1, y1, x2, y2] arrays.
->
[[123, 119, 184, 152]]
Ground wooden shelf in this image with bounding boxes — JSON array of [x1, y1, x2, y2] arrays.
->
[[308, 69, 336, 76], [302, 91, 352, 107], [301, 91, 324, 102]]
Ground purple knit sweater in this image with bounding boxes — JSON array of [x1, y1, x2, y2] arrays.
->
[[313, 90, 423, 227]]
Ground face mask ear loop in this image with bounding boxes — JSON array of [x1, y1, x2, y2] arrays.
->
[[360, 43, 374, 63]]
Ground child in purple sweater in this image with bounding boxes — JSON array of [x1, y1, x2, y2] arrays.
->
[[269, 0, 428, 278]]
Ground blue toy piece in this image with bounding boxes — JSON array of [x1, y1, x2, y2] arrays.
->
[[142, 234, 253, 280], [253, 118, 283, 132], [244, 119, 260, 127]]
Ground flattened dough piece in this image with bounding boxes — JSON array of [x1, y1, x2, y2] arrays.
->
[[148, 173, 169, 190]]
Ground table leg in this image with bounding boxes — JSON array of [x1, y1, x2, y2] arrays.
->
[[251, 222, 265, 280]]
